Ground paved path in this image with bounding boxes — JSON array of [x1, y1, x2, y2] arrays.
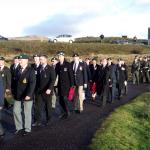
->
[[0, 83, 149, 150]]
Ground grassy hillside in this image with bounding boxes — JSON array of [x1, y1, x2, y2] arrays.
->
[[0, 41, 150, 57], [89, 92, 150, 150]]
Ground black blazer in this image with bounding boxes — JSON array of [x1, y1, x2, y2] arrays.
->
[[95, 65, 110, 95], [0, 74, 4, 107], [0, 66, 11, 92], [36, 64, 56, 94], [71, 61, 88, 86], [116, 64, 128, 88], [15, 65, 36, 101], [56, 61, 74, 96], [10, 64, 21, 95], [31, 63, 42, 91], [89, 64, 99, 82]]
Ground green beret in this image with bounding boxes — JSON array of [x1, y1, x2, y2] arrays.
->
[[19, 54, 29, 59]]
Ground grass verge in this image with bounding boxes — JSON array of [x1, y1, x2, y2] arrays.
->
[[89, 92, 150, 150]]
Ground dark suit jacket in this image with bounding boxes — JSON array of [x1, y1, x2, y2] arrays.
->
[[0, 75, 4, 107], [0, 66, 11, 92], [31, 63, 42, 91], [71, 61, 88, 86], [95, 65, 110, 95], [14, 65, 36, 101], [36, 64, 56, 94], [116, 64, 128, 88], [89, 64, 99, 82], [56, 61, 74, 96], [10, 64, 21, 95]]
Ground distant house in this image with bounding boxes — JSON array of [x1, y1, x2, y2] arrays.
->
[[0, 35, 8, 41]]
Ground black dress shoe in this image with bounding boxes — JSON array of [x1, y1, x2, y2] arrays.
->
[[15, 129, 24, 135], [32, 122, 42, 127], [0, 133, 5, 138], [23, 131, 31, 136]]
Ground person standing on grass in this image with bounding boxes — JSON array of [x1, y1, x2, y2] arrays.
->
[[13, 54, 36, 136], [131, 56, 140, 85], [0, 74, 5, 139]]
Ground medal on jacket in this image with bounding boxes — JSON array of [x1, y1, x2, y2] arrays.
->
[[121, 67, 125, 70], [80, 66, 83, 71], [64, 68, 67, 72], [23, 78, 27, 84], [1, 73, 4, 77]]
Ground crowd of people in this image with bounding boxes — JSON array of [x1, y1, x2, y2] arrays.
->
[[0, 52, 149, 139]]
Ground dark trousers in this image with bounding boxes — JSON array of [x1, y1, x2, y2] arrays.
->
[[0, 109, 4, 135], [59, 96, 70, 115], [108, 84, 116, 102], [35, 93, 52, 123]]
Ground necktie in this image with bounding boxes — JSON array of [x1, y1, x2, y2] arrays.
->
[[74, 63, 77, 73]]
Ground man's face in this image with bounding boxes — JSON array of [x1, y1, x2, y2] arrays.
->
[[73, 56, 79, 62], [0, 60, 4, 67], [34, 57, 40, 64], [58, 55, 64, 62], [51, 60, 58, 65], [92, 60, 97, 65], [14, 59, 19, 64], [19, 59, 28, 67], [108, 60, 112, 65], [40, 56, 47, 65], [85, 59, 90, 65], [102, 59, 107, 66]]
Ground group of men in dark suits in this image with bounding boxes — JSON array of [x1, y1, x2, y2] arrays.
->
[[85, 57, 128, 105], [0, 52, 130, 138]]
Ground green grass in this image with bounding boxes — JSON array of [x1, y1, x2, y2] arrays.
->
[[0, 40, 150, 56], [89, 93, 150, 150]]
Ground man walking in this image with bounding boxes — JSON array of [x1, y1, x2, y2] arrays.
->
[[13, 54, 36, 135], [0, 57, 11, 109], [33, 55, 56, 126], [55, 51, 74, 119], [0, 74, 4, 139], [72, 53, 88, 113]]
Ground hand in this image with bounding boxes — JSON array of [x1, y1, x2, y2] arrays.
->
[[6, 89, 10, 93], [0, 106, 3, 110], [124, 81, 127, 86], [46, 89, 51, 95], [84, 84, 87, 89], [25, 96, 31, 100], [109, 84, 112, 87]]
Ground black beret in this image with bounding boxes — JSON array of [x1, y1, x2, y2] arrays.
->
[[0, 56, 5, 61], [51, 57, 58, 61], [72, 53, 79, 57], [57, 51, 65, 56]]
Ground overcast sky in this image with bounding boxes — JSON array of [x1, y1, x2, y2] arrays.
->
[[0, 0, 150, 38]]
